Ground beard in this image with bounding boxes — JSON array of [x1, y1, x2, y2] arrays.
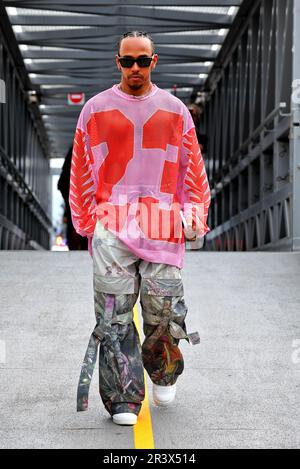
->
[[127, 81, 143, 91], [128, 83, 143, 91]]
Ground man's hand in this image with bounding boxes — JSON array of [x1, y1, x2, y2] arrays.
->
[[183, 225, 197, 241], [180, 210, 198, 241]]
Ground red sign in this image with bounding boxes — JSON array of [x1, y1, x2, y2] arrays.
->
[[68, 93, 85, 105]]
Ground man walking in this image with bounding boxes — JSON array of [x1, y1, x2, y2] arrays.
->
[[69, 31, 211, 426]]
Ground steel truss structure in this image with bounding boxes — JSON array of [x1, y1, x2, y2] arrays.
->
[[201, 0, 300, 251], [1, 0, 299, 253], [3, 0, 241, 158], [0, 4, 51, 250]]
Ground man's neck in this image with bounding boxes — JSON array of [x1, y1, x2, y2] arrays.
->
[[118, 81, 153, 97]]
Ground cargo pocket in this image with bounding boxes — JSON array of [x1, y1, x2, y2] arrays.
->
[[140, 278, 188, 341], [139, 278, 190, 385]]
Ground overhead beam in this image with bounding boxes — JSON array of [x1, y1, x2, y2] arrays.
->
[[10, 11, 232, 26], [16, 24, 222, 42], [5, 0, 242, 6], [22, 47, 217, 60], [28, 34, 224, 48], [30, 74, 205, 86], [43, 116, 78, 124], [6, 3, 235, 19], [26, 62, 210, 74]]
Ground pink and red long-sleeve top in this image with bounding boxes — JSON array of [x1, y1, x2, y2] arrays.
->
[[69, 83, 211, 268]]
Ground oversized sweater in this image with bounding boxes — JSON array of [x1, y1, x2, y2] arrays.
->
[[69, 83, 211, 268]]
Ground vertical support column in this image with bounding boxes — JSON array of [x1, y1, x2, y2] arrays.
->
[[292, 0, 300, 250]]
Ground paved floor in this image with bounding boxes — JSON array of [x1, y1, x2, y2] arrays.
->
[[0, 251, 300, 449]]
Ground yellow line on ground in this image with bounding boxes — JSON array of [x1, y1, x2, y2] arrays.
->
[[133, 304, 155, 449]]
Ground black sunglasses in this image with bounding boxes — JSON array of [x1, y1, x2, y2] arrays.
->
[[118, 55, 154, 68]]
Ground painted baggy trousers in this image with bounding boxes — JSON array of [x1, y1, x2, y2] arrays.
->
[[77, 220, 199, 417]]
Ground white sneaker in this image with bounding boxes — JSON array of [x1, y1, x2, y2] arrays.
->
[[153, 383, 176, 407], [112, 413, 137, 426]]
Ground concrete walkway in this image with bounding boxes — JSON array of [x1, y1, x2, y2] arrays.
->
[[0, 251, 299, 449]]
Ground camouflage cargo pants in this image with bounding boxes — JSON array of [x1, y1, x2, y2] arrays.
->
[[77, 219, 196, 417]]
